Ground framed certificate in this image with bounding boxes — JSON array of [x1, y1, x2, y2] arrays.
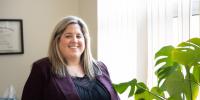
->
[[0, 19, 24, 54]]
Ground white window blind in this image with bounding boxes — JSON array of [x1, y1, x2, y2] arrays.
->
[[97, 0, 137, 83], [98, 0, 138, 99], [98, 0, 199, 99], [147, 0, 200, 88], [98, 0, 147, 99]]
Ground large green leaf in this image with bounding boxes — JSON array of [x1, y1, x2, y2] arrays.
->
[[173, 38, 200, 66], [134, 84, 165, 100], [187, 37, 200, 46], [160, 38, 200, 99], [150, 87, 165, 100], [135, 83, 165, 100], [134, 90, 150, 100], [135, 82, 149, 94], [113, 82, 130, 94], [154, 45, 180, 86], [155, 64, 180, 86], [155, 45, 174, 66], [160, 66, 199, 100], [160, 70, 185, 100], [134, 82, 150, 100], [113, 79, 137, 95], [128, 79, 137, 97]]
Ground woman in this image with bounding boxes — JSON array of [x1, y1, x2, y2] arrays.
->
[[22, 16, 120, 100]]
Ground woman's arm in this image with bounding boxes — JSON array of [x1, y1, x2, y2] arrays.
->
[[22, 62, 46, 100]]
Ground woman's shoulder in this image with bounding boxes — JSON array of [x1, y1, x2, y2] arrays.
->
[[31, 57, 52, 78], [94, 61, 111, 80], [93, 61, 109, 74], [32, 57, 51, 71], [34, 57, 50, 64], [94, 61, 107, 69]]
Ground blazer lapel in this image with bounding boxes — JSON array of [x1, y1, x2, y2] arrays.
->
[[53, 75, 80, 100], [96, 75, 118, 100]]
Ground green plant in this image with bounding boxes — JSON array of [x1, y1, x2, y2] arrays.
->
[[113, 37, 200, 100]]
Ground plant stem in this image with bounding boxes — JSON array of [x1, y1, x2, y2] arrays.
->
[[186, 65, 193, 100], [186, 79, 200, 86]]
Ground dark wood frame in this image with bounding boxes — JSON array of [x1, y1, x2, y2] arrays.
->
[[0, 19, 24, 55]]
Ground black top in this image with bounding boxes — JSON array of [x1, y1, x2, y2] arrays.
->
[[72, 75, 111, 100]]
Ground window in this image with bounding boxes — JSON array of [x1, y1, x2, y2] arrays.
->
[[98, 0, 147, 99], [97, 0, 137, 83], [98, 0, 199, 99], [147, 0, 200, 92]]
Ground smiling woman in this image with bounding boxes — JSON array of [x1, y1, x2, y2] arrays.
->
[[21, 16, 120, 100], [59, 24, 85, 66]]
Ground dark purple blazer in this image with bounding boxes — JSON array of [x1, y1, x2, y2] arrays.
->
[[22, 58, 120, 100]]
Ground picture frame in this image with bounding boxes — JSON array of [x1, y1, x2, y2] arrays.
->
[[0, 19, 24, 55]]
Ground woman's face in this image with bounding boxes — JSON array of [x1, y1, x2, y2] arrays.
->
[[59, 23, 85, 60]]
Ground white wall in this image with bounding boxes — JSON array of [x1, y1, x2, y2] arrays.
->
[[79, 0, 97, 59], [0, 0, 80, 99]]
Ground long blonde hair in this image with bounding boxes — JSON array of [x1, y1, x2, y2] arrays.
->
[[48, 16, 98, 79]]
